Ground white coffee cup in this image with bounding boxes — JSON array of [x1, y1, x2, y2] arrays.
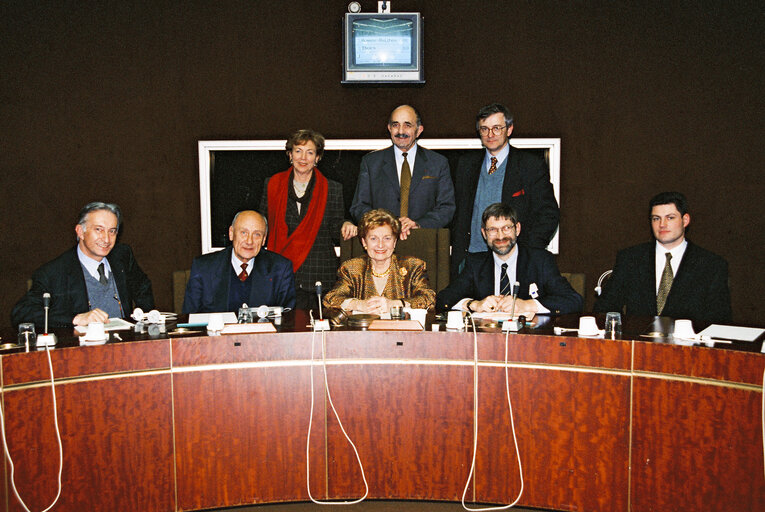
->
[[405, 308, 427, 330], [85, 321, 107, 341], [207, 313, 224, 333], [673, 319, 696, 339], [446, 310, 464, 330], [578, 316, 600, 336]]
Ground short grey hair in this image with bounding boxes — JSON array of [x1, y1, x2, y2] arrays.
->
[[231, 210, 268, 238], [77, 202, 122, 230]]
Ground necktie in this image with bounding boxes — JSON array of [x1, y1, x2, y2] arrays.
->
[[656, 253, 673, 315], [238, 262, 249, 282], [488, 157, 498, 175], [500, 263, 510, 296], [97, 262, 108, 285], [400, 152, 411, 218]]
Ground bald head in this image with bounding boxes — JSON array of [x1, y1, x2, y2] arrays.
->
[[229, 210, 267, 262]]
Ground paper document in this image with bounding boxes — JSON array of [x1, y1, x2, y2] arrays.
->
[[75, 317, 133, 335], [698, 324, 765, 342], [188, 312, 238, 325]]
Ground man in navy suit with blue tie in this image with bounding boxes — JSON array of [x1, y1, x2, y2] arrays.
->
[[182, 210, 296, 313], [350, 105, 455, 239], [436, 203, 582, 315]]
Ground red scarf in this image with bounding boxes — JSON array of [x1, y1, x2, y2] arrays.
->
[[266, 167, 328, 272]]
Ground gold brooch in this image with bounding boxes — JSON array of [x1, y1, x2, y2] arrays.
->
[[399, 267, 407, 276]]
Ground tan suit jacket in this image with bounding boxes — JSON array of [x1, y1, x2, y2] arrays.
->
[[324, 254, 435, 310]]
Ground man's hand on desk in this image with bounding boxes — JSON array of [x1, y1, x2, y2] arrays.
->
[[497, 296, 538, 314], [73, 308, 109, 326]]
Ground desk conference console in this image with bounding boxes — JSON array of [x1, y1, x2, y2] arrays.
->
[[0, 312, 763, 512]]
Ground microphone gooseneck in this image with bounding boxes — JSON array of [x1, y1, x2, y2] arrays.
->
[[315, 281, 324, 320]]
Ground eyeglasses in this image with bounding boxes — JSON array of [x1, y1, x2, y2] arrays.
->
[[484, 224, 516, 236], [478, 125, 506, 136]]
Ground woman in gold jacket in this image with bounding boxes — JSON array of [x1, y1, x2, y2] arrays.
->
[[323, 209, 435, 313]]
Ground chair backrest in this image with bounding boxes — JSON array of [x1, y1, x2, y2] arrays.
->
[[560, 272, 586, 300], [340, 228, 451, 292], [173, 270, 191, 314]]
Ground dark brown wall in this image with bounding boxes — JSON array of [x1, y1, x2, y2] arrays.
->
[[1, 1, 763, 328]]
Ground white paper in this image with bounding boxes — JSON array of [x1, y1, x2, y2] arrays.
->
[[74, 317, 134, 335], [698, 324, 765, 343], [188, 312, 238, 325]]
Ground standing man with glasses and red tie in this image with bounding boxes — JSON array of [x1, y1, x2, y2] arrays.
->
[[451, 103, 560, 277], [436, 203, 582, 315], [182, 210, 295, 314], [350, 104, 455, 240]]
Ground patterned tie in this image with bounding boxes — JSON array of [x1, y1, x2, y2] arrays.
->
[[97, 262, 108, 285], [400, 152, 411, 218], [656, 253, 673, 315], [488, 156, 498, 175], [500, 263, 510, 296], [238, 262, 249, 282]]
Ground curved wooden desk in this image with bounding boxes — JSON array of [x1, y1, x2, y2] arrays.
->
[[1, 313, 763, 511]]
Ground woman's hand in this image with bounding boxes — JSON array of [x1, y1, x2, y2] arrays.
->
[[352, 296, 393, 315], [341, 221, 358, 240]]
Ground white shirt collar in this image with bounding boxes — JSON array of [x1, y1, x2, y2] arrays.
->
[[77, 245, 111, 280], [484, 142, 510, 170], [492, 247, 519, 295], [654, 239, 687, 291], [231, 251, 254, 275]]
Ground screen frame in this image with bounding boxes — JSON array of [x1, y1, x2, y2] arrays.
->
[[198, 138, 561, 254], [342, 12, 424, 84]]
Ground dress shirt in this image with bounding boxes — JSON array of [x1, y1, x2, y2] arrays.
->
[[77, 245, 112, 280], [393, 144, 418, 183], [231, 252, 254, 277], [654, 239, 687, 293], [483, 142, 510, 172]]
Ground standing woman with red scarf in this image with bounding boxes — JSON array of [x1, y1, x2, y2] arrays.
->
[[259, 129, 357, 310]]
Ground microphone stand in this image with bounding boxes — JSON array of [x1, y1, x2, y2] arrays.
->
[[502, 282, 522, 332], [37, 293, 58, 347], [314, 281, 330, 331]]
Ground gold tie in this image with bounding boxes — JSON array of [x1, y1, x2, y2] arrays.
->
[[400, 152, 411, 218], [488, 157, 498, 175], [656, 253, 673, 315]]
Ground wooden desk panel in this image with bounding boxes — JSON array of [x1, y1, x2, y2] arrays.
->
[[631, 377, 765, 511], [2, 373, 174, 512], [0, 329, 762, 512]]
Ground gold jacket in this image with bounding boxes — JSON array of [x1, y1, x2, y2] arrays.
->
[[323, 254, 435, 310]]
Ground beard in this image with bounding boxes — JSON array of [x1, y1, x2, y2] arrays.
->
[[488, 237, 517, 256]]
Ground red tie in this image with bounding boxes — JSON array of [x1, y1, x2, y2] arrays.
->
[[238, 262, 249, 282]]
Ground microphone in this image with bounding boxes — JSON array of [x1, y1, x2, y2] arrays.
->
[[315, 281, 324, 320], [314, 281, 329, 331], [503, 282, 522, 332], [37, 292, 58, 346]]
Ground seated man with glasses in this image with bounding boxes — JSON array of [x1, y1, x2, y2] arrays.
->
[[451, 102, 559, 277], [436, 203, 582, 315]]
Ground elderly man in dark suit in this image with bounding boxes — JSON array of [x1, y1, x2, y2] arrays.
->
[[451, 103, 559, 276], [437, 203, 582, 315], [350, 104, 455, 239], [182, 210, 295, 313], [12, 202, 154, 328], [594, 192, 731, 328]]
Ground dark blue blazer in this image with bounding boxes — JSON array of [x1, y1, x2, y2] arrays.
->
[[182, 247, 296, 313], [350, 145, 455, 228], [593, 241, 731, 328], [11, 244, 154, 328], [436, 245, 583, 314]]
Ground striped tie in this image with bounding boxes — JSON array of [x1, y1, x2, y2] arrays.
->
[[500, 263, 510, 296]]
